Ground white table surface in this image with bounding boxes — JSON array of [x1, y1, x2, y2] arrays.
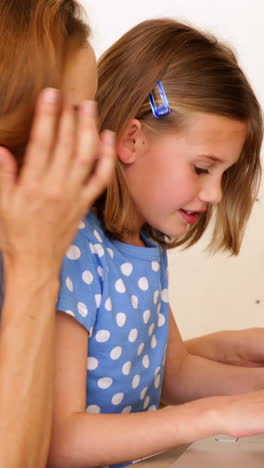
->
[[135, 435, 264, 468]]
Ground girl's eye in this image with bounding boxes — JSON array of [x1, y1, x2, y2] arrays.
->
[[193, 166, 209, 175]]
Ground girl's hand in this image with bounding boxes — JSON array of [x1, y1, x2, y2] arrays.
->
[[0, 88, 115, 279], [185, 328, 264, 368], [219, 390, 264, 438]]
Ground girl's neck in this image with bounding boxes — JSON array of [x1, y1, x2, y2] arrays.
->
[[120, 232, 146, 247]]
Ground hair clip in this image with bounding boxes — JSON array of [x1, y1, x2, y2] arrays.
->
[[148, 81, 171, 118]]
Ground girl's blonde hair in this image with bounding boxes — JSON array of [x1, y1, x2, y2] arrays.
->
[[96, 18, 263, 255], [0, 0, 89, 168]]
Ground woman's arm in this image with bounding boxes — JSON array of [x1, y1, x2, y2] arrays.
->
[[0, 90, 115, 468], [0, 271, 58, 468], [48, 311, 264, 468]]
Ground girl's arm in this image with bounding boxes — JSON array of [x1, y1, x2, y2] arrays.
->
[[161, 310, 264, 405], [0, 90, 115, 468], [185, 328, 264, 367], [48, 311, 264, 468]]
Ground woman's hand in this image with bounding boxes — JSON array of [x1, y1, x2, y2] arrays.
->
[[0, 88, 115, 280], [185, 328, 264, 368]]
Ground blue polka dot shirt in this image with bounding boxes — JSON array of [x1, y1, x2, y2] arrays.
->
[[57, 211, 170, 467]]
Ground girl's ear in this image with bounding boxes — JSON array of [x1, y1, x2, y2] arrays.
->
[[116, 119, 146, 165]]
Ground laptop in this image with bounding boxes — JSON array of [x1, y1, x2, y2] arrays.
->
[[172, 435, 264, 468]]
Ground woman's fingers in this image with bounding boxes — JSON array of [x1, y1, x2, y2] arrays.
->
[[21, 88, 60, 183], [0, 148, 18, 203], [82, 130, 116, 204], [69, 101, 100, 185], [47, 100, 76, 182]]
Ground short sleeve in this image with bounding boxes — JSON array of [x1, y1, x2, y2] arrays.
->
[[56, 229, 102, 335]]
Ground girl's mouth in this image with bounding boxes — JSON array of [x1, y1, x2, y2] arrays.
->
[[178, 209, 199, 225]]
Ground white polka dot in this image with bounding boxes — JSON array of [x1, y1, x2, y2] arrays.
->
[[79, 221, 85, 229], [66, 245, 81, 260], [86, 405, 100, 414], [115, 279, 126, 294], [128, 329, 138, 342], [157, 303, 161, 314], [93, 244, 105, 258], [121, 263, 133, 276], [66, 277, 73, 292], [144, 396, 150, 409], [151, 335, 157, 349], [98, 377, 113, 389], [95, 294, 102, 308], [116, 313, 127, 327], [65, 310, 75, 317], [110, 346, 122, 360], [131, 295, 138, 309], [138, 277, 149, 291], [105, 297, 112, 311], [88, 357, 99, 371], [140, 387, 148, 400], [161, 288, 169, 303], [112, 393, 124, 405], [143, 310, 151, 324], [137, 343, 145, 356], [142, 354, 150, 369], [153, 290, 160, 305], [122, 361, 132, 376], [148, 405, 157, 412], [82, 270, 94, 285], [95, 330, 111, 343], [158, 314, 166, 327], [107, 248, 114, 259], [148, 323, 155, 336], [152, 261, 160, 272], [97, 266, 104, 279], [132, 375, 140, 389], [78, 302, 88, 318], [155, 374, 161, 388], [155, 366, 161, 376], [94, 229, 103, 243], [89, 243, 95, 254], [122, 406, 132, 414]]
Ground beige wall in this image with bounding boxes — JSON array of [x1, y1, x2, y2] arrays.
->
[[82, 0, 264, 339], [168, 183, 264, 339]]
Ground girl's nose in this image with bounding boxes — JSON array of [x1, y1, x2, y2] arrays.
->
[[199, 177, 223, 205]]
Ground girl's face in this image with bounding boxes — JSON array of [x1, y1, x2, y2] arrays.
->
[[121, 112, 248, 242]]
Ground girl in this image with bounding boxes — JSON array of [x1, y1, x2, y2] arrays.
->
[[0, 1, 115, 467], [49, 18, 264, 468], [0, 5, 259, 468]]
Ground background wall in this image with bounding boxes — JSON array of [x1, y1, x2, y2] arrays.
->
[[81, 0, 264, 339]]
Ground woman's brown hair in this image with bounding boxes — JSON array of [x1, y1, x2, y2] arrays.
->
[[0, 0, 90, 168], [96, 18, 263, 255]]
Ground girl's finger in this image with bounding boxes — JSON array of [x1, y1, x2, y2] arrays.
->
[[69, 101, 100, 184], [81, 130, 116, 204], [21, 88, 60, 183], [0, 147, 18, 203]]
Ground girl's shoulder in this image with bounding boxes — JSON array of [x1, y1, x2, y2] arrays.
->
[[78, 210, 106, 243]]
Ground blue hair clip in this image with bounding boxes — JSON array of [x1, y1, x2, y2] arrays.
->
[[148, 81, 171, 118]]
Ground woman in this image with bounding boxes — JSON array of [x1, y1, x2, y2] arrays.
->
[[0, 2, 115, 467]]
